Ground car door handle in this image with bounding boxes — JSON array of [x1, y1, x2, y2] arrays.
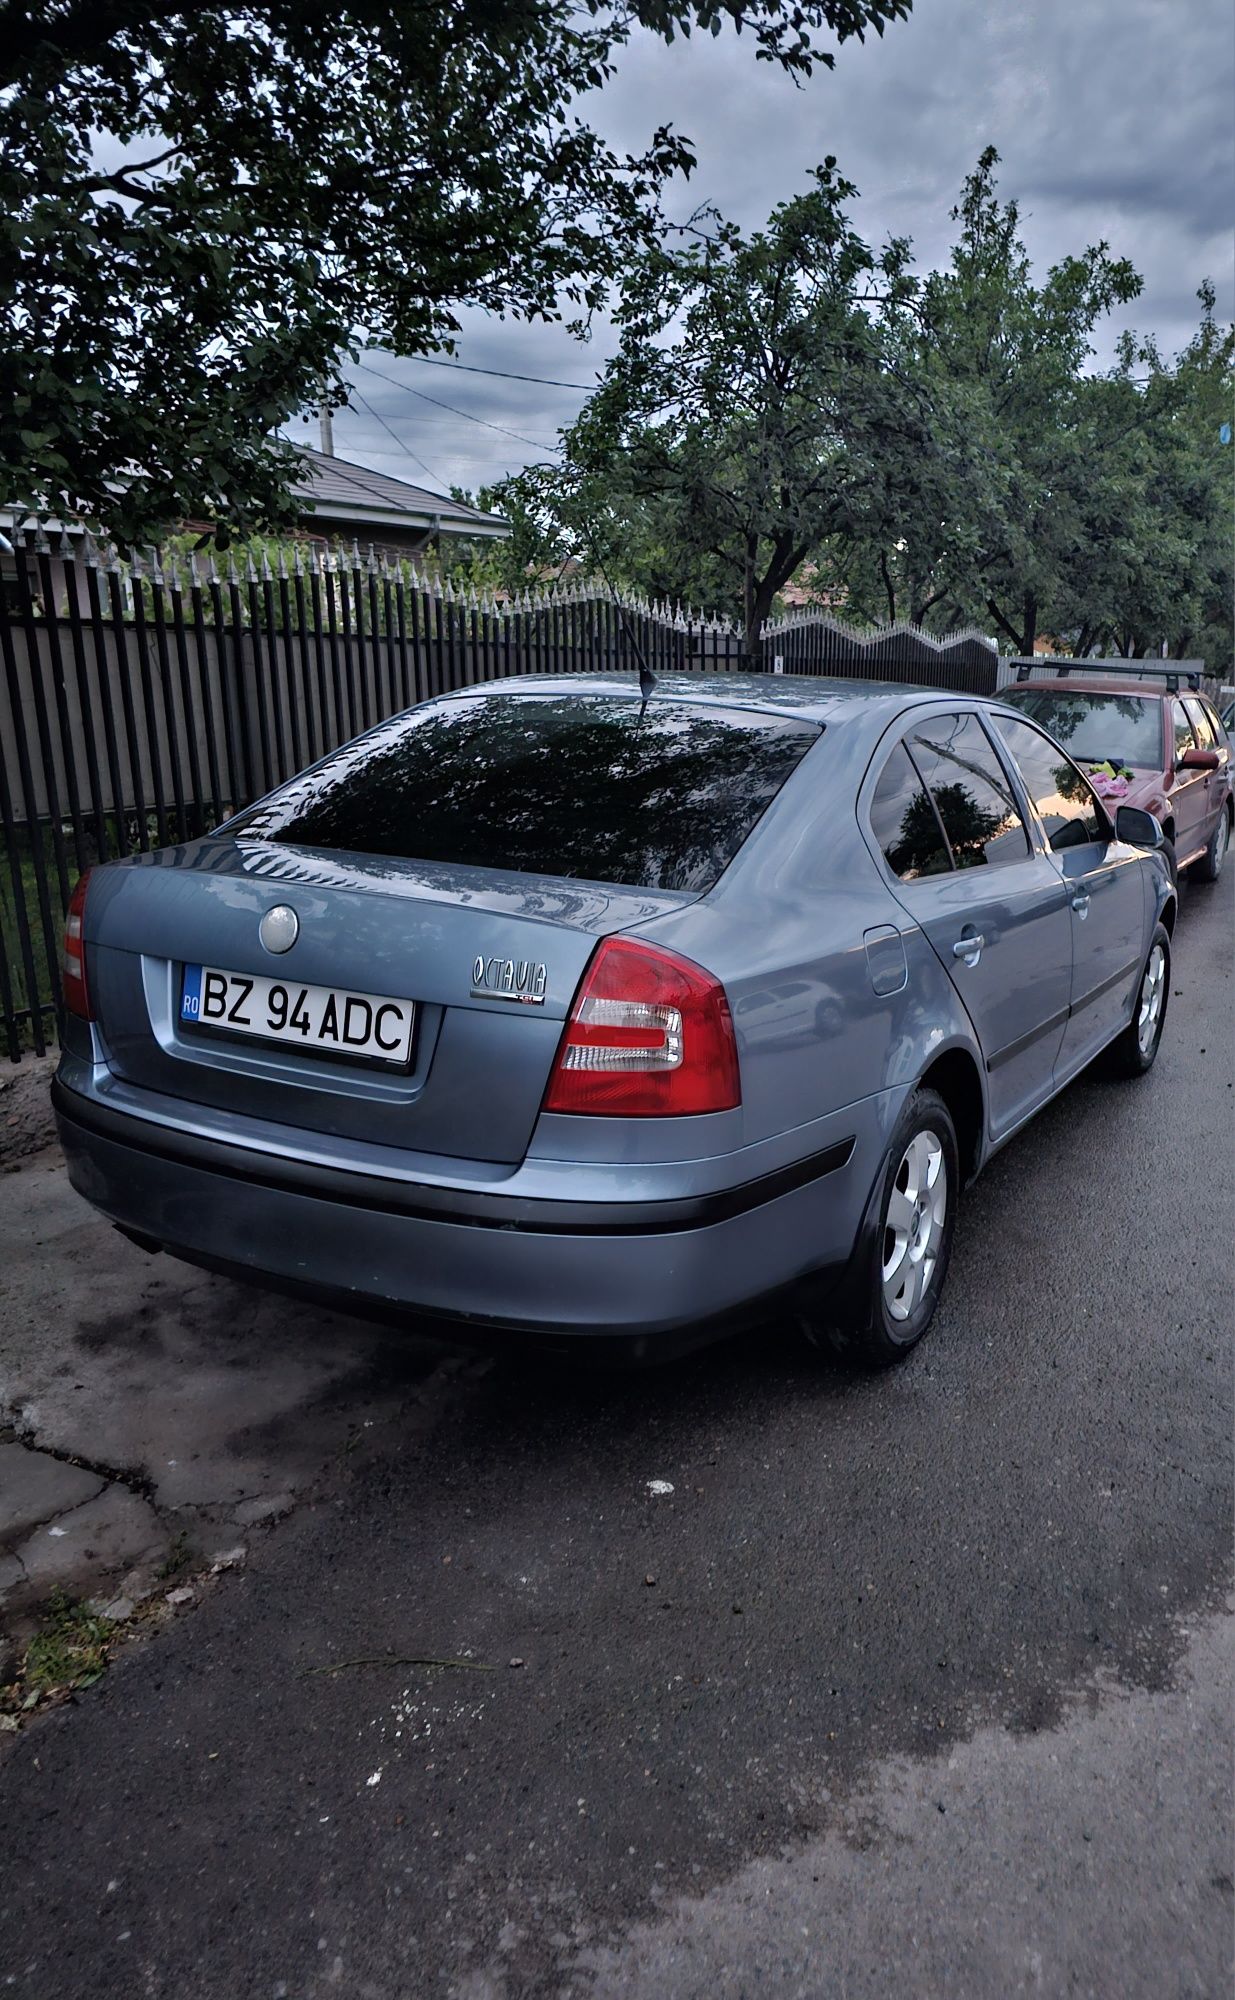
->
[[952, 934, 983, 962], [1070, 892, 1090, 914]]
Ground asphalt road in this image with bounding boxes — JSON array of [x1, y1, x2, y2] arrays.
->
[[1, 870, 1231, 2000]]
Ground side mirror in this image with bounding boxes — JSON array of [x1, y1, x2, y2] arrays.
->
[[1114, 804, 1165, 850], [1178, 746, 1220, 772]]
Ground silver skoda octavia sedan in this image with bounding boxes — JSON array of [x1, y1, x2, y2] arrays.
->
[[54, 675, 1175, 1365]]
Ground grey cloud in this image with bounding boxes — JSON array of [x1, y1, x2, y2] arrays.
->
[[328, 0, 1231, 495]]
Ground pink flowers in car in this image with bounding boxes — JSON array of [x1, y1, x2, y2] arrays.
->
[[1087, 761, 1132, 800]]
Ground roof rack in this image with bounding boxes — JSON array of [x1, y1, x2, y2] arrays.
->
[[1012, 657, 1203, 694]]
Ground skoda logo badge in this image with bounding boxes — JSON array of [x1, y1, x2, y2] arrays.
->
[[259, 904, 299, 954]]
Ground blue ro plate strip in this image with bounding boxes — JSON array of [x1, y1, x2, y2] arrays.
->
[[180, 964, 204, 1021]]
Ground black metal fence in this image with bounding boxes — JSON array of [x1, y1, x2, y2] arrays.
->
[[0, 531, 998, 1057]]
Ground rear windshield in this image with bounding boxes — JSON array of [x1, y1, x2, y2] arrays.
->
[[1002, 688, 1162, 768], [230, 693, 820, 892]]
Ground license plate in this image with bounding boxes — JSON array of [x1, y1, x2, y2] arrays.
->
[[180, 965, 415, 1066]]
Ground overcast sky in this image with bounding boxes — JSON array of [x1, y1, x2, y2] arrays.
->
[[308, 0, 1234, 504]]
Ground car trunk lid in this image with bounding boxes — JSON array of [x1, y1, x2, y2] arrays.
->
[[87, 838, 697, 1164]]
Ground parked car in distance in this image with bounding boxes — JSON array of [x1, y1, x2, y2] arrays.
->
[[54, 674, 1176, 1368], [1002, 663, 1232, 884], [1218, 686, 1235, 735]]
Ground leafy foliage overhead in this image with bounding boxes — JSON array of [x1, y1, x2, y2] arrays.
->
[[499, 164, 938, 655], [500, 149, 1232, 666], [0, 0, 911, 543]]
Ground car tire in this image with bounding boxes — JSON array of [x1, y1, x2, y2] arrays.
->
[[1104, 923, 1171, 1078], [813, 1088, 959, 1369], [1190, 805, 1230, 884], [1161, 835, 1179, 889]]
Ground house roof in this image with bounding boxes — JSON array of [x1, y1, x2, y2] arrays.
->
[[293, 447, 509, 540]]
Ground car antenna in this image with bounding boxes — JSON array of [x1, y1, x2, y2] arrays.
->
[[576, 518, 658, 710]]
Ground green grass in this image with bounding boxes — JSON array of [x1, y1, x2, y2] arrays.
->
[[3, 1592, 114, 1712]]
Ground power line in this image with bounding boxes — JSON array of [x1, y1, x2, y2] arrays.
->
[[372, 352, 597, 392], [347, 383, 447, 488], [354, 358, 563, 455]]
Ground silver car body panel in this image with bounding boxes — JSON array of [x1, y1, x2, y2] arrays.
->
[[54, 674, 1173, 1339]]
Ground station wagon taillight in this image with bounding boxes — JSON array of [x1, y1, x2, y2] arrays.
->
[[61, 872, 93, 1020], [543, 937, 740, 1117]]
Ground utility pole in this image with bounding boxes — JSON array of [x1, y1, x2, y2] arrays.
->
[[318, 398, 335, 458]]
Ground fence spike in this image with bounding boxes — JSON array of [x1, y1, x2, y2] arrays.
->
[[366, 542, 379, 574], [167, 547, 184, 592], [83, 530, 102, 571]]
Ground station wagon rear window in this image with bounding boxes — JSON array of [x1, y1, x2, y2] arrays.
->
[[231, 694, 820, 892]]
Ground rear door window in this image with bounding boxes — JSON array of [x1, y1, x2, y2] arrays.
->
[[992, 713, 1105, 849], [1172, 701, 1197, 762], [869, 741, 952, 879], [230, 693, 820, 893], [906, 714, 1030, 869]]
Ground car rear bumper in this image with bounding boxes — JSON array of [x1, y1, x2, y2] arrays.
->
[[52, 1075, 886, 1342]]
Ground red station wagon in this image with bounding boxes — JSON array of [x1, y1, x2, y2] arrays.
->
[[1003, 664, 1233, 884]]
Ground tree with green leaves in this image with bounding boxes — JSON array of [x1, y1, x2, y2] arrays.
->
[[507, 163, 933, 660], [0, 0, 910, 546], [1038, 289, 1234, 660], [857, 147, 1144, 654], [532, 144, 1232, 671]]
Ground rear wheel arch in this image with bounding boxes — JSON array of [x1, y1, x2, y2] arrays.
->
[[1160, 894, 1177, 937], [919, 1046, 985, 1185]]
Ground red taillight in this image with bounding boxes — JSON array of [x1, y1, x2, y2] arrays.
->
[[543, 936, 740, 1117], [61, 871, 93, 1020]]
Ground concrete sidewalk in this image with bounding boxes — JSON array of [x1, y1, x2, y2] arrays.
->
[[1, 1124, 449, 1642]]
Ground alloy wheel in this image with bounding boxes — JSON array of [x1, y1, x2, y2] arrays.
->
[[882, 1129, 947, 1322], [1137, 942, 1166, 1056]]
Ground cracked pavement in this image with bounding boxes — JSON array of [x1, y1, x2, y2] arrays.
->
[[0, 870, 1230, 1998], [0, 1136, 435, 1633]]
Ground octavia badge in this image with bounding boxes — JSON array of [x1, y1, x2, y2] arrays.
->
[[259, 904, 299, 954], [471, 954, 547, 1005]]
